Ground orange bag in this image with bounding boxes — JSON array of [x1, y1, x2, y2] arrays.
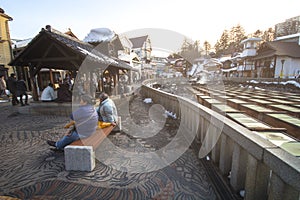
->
[[98, 121, 112, 129]]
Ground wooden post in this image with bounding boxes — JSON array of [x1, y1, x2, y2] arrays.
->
[[29, 65, 39, 101], [49, 69, 54, 84]]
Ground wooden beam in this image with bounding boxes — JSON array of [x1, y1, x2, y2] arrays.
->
[[32, 65, 43, 76], [52, 42, 82, 68], [27, 56, 80, 62]]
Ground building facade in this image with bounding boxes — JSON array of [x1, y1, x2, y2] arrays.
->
[[0, 8, 13, 77], [237, 38, 262, 77]]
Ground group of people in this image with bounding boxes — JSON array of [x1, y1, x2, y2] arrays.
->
[[2, 72, 117, 151], [47, 92, 117, 151], [0, 73, 29, 106], [0, 73, 73, 105], [41, 82, 72, 102]]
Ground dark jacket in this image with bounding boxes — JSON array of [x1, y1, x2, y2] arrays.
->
[[16, 80, 27, 96], [55, 83, 72, 102], [6, 77, 17, 93]]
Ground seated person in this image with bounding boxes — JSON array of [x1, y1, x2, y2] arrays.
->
[[97, 92, 118, 128], [41, 83, 55, 102], [47, 95, 98, 151], [55, 83, 72, 102]]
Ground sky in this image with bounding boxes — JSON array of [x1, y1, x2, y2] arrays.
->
[[1, 0, 300, 53]]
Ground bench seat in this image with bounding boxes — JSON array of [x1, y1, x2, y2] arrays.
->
[[69, 125, 115, 149]]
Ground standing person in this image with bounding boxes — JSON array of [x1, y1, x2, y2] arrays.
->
[[64, 73, 73, 90], [6, 73, 19, 105], [16, 76, 29, 106], [41, 83, 55, 102], [97, 92, 117, 126], [47, 95, 98, 151], [0, 75, 6, 97]]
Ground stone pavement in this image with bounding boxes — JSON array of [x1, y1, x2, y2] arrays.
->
[[0, 93, 230, 200]]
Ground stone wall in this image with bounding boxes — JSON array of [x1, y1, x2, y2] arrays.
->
[[141, 78, 300, 200]]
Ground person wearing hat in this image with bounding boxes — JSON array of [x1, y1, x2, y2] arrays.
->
[[47, 94, 98, 151], [6, 73, 19, 105]]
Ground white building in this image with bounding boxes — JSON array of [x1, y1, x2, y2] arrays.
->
[[238, 38, 262, 77]]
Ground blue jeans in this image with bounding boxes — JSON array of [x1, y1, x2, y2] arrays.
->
[[55, 130, 80, 150]]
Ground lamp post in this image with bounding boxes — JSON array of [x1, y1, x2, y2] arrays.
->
[[280, 59, 285, 78]]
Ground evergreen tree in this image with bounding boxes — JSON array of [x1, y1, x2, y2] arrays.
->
[[179, 38, 201, 63], [262, 28, 275, 42], [214, 29, 230, 57], [252, 29, 263, 38], [203, 40, 211, 56], [229, 24, 247, 53]]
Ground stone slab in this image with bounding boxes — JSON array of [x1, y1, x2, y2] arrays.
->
[[64, 146, 95, 171]]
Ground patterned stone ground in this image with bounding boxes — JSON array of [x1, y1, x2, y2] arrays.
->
[[0, 94, 219, 200]]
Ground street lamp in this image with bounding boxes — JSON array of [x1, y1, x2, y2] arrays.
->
[[280, 59, 285, 78]]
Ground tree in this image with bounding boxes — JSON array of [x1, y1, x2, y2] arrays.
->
[[229, 24, 247, 53], [262, 28, 275, 42], [179, 38, 201, 63], [215, 24, 247, 56], [214, 29, 230, 57], [252, 29, 263, 38], [181, 38, 193, 52], [194, 40, 201, 53], [203, 40, 211, 56]]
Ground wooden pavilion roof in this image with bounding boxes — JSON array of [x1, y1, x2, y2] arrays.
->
[[9, 26, 135, 75]]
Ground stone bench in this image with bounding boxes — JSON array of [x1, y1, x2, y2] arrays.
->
[[64, 125, 115, 171], [18, 101, 72, 116]]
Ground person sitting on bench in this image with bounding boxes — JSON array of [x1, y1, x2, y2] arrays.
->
[[97, 92, 118, 128], [55, 83, 72, 103], [47, 94, 98, 151], [41, 83, 56, 102]]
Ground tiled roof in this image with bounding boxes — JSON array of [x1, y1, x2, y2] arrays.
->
[[267, 41, 300, 58], [48, 28, 118, 65], [10, 27, 134, 71], [256, 41, 300, 59]]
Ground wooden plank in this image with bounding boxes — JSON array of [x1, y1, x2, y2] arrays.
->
[[252, 131, 298, 154], [226, 113, 286, 132], [268, 104, 300, 118], [212, 104, 241, 113], [293, 105, 300, 109], [241, 104, 276, 113], [70, 126, 114, 149], [268, 99, 297, 105], [203, 98, 222, 108], [280, 142, 300, 157], [248, 99, 273, 105], [262, 114, 300, 139], [196, 95, 211, 105], [226, 98, 252, 110]]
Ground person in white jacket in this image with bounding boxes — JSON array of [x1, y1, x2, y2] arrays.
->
[[41, 83, 55, 102]]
